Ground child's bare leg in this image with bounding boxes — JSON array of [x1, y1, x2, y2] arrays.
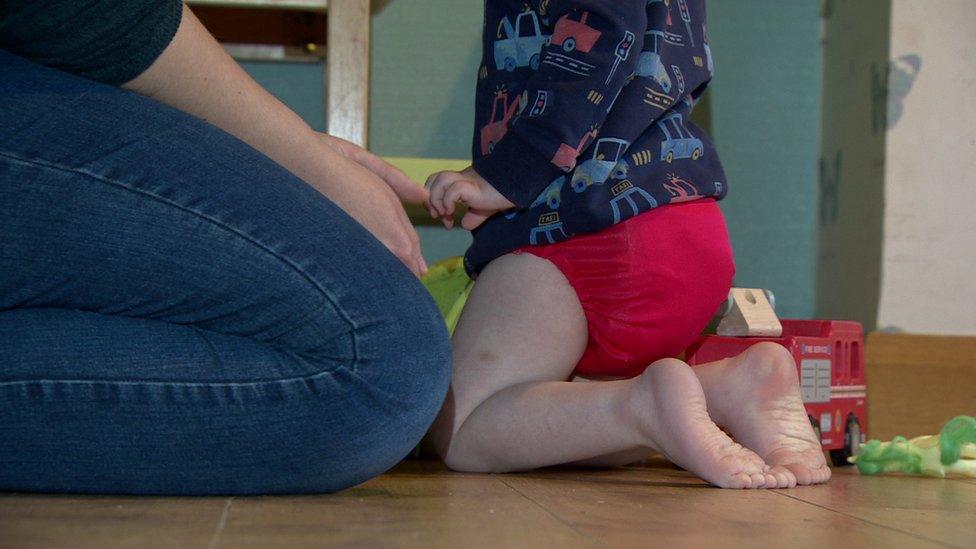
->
[[693, 343, 831, 485], [430, 253, 781, 489]]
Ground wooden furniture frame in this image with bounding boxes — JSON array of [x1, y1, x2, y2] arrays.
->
[[188, 0, 370, 146]]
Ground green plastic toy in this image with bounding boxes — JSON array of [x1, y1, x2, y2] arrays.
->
[[850, 415, 976, 478], [420, 256, 474, 335]]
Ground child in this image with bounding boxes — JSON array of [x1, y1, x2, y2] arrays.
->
[[424, 0, 828, 488]]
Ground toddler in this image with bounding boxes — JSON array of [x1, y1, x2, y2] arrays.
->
[[425, 0, 828, 488]]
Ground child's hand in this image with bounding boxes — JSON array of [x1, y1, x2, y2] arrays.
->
[[425, 167, 516, 230]]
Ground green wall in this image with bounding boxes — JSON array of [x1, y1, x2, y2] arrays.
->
[[241, 60, 326, 132], [242, 1, 827, 319], [370, 1, 483, 158], [706, 1, 823, 318], [815, 0, 890, 331]]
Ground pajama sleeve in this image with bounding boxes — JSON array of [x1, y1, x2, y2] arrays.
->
[[472, 0, 647, 208]]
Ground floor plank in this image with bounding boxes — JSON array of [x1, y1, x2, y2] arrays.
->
[[0, 494, 226, 549], [782, 467, 976, 548], [2, 462, 973, 548], [212, 462, 593, 548], [498, 464, 945, 548]]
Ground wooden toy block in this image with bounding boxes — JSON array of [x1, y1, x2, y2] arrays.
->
[[716, 288, 783, 337]]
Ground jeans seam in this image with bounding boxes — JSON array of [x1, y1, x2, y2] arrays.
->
[[0, 150, 361, 365], [263, 298, 349, 348], [0, 370, 344, 388]]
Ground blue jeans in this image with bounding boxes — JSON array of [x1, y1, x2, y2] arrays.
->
[[0, 50, 451, 495]]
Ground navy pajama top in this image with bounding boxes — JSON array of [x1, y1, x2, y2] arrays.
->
[[466, 0, 727, 275]]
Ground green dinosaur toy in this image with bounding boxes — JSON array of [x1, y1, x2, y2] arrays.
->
[[850, 415, 976, 478], [420, 256, 474, 335]]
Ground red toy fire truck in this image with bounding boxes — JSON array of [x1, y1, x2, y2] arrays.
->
[[686, 319, 867, 466]]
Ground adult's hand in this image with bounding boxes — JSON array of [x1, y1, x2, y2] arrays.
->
[[123, 5, 427, 276], [317, 151, 428, 277], [317, 133, 427, 205]]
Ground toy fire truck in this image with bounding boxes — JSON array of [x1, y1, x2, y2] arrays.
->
[[685, 289, 867, 466]]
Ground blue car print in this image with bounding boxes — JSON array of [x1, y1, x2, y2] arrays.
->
[[571, 137, 630, 192], [635, 30, 671, 93], [494, 11, 551, 72], [658, 113, 703, 163]]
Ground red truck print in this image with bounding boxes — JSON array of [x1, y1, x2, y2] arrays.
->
[[686, 319, 867, 466], [551, 128, 599, 172], [551, 11, 602, 53], [480, 91, 521, 156]]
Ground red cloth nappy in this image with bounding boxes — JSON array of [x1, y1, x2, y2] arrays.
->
[[514, 199, 735, 378]]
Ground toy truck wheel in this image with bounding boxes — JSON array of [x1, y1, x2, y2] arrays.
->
[[530, 54, 541, 71], [830, 414, 862, 467], [504, 57, 517, 72], [563, 38, 576, 52], [692, 148, 701, 160], [665, 151, 674, 163], [488, 141, 496, 153]]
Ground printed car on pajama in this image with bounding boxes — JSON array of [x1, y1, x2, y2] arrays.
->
[[465, 0, 728, 277]]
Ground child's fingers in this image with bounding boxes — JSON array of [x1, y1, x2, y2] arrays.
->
[[460, 209, 490, 230], [427, 172, 458, 217], [422, 189, 436, 218], [426, 180, 446, 218], [442, 179, 477, 217], [423, 173, 440, 217]]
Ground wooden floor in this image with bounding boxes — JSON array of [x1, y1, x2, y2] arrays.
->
[[2, 459, 974, 548]]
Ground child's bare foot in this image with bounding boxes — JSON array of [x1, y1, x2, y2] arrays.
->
[[701, 342, 831, 486], [628, 358, 783, 489]]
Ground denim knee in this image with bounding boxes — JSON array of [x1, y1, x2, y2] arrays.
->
[[275, 273, 451, 493]]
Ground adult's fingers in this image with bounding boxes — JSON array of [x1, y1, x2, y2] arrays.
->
[[396, 212, 425, 277], [373, 159, 427, 204], [366, 188, 426, 277], [402, 210, 427, 277], [393, 200, 426, 277], [321, 133, 428, 204], [389, 227, 424, 277]]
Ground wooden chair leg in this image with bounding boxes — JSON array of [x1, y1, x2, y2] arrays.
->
[[327, 0, 370, 146]]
